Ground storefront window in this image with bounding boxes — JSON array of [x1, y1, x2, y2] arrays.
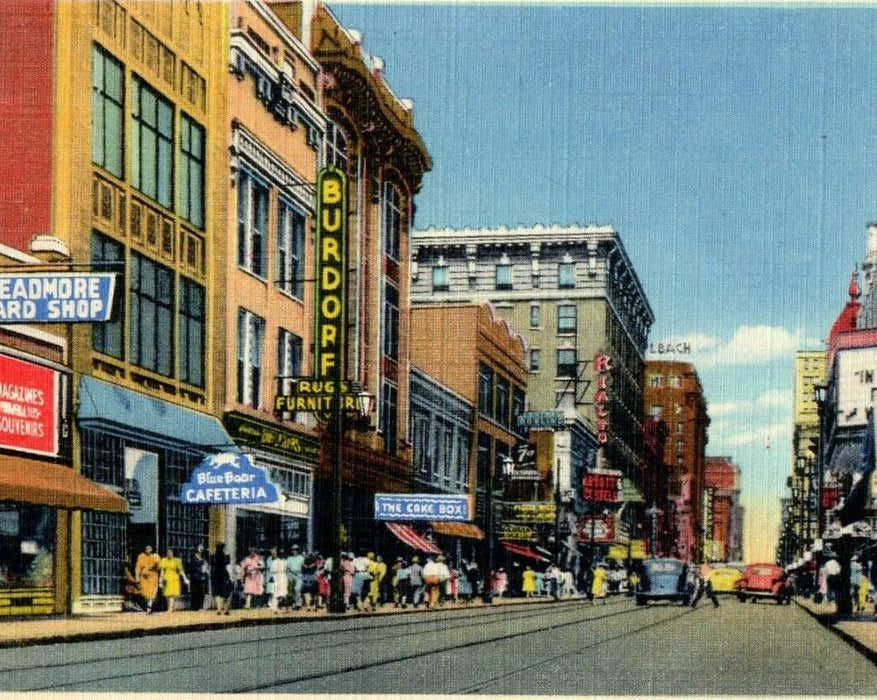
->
[[0, 505, 55, 589]]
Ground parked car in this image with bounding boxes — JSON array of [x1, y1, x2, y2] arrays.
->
[[635, 558, 694, 606], [709, 564, 744, 594], [734, 563, 791, 604]]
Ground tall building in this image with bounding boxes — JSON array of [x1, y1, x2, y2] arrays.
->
[[643, 361, 710, 562], [410, 225, 654, 547], [704, 456, 743, 563]]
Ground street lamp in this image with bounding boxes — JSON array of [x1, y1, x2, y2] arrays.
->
[[645, 504, 663, 557]]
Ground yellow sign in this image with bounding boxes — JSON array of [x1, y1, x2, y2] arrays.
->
[[505, 502, 556, 523], [608, 540, 646, 560], [500, 527, 537, 542]]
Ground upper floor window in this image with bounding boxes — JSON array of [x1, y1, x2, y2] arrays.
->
[[237, 170, 268, 278], [277, 328, 303, 382], [478, 362, 494, 416], [178, 276, 205, 387], [179, 114, 205, 228], [326, 121, 348, 173], [495, 261, 513, 290], [131, 76, 174, 209], [557, 304, 577, 334], [512, 386, 526, 426], [277, 200, 305, 299], [649, 374, 665, 388], [529, 348, 541, 372], [91, 232, 124, 360], [130, 251, 174, 377], [495, 375, 510, 426], [382, 181, 403, 262], [558, 261, 576, 289], [91, 45, 124, 178], [380, 380, 398, 456], [557, 349, 577, 378], [382, 282, 400, 360], [669, 375, 682, 388], [237, 308, 265, 408], [529, 304, 541, 329], [432, 265, 449, 292]]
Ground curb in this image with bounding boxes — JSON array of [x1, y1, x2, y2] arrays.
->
[[793, 598, 877, 665]]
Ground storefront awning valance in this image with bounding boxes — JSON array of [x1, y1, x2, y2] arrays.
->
[[77, 376, 237, 452], [385, 523, 442, 553], [501, 541, 550, 563], [0, 454, 127, 512], [430, 521, 484, 540]]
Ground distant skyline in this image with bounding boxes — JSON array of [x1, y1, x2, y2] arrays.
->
[[330, 1, 877, 561]]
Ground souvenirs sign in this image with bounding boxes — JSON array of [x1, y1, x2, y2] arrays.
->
[[180, 452, 281, 505]]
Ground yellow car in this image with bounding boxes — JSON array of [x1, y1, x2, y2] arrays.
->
[[709, 565, 743, 594]]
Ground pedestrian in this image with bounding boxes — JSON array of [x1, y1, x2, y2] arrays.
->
[[368, 554, 386, 610], [522, 565, 536, 598], [691, 562, 719, 608], [210, 543, 232, 615], [422, 555, 442, 608], [302, 552, 319, 611], [316, 555, 330, 609], [266, 547, 288, 613], [409, 555, 425, 607], [456, 560, 472, 603], [392, 557, 410, 607], [824, 557, 841, 602], [465, 559, 481, 600], [351, 551, 372, 611], [134, 544, 161, 614], [495, 567, 508, 598], [239, 547, 264, 609], [340, 553, 355, 609], [158, 547, 189, 614], [286, 544, 304, 610], [857, 571, 871, 613], [189, 544, 210, 611], [591, 564, 607, 603]]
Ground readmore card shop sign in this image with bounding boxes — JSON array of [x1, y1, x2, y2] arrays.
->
[[0, 273, 116, 323], [180, 452, 281, 505], [0, 354, 58, 457], [374, 494, 471, 522]]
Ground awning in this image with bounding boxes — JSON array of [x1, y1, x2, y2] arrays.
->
[[77, 376, 237, 451], [430, 521, 484, 540], [501, 541, 550, 563], [385, 523, 442, 554], [0, 454, 127, 513]]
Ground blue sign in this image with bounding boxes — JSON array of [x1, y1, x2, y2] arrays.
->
[[374, 494, 471, 522], [0, 273, 117, 323], [181, 452, 281, 505]]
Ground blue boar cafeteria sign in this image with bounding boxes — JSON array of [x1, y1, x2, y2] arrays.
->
[[181, 452, 281, 505]]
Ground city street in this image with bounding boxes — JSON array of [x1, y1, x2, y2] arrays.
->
[[0, 598, 872, 695]]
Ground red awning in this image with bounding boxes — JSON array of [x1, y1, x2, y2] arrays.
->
[[385, 523, 442, 554], [430, 521, 484, 540], [501, 541, 550, 563]]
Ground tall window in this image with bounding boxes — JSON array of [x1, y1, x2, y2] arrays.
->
[[130, 252, 174, 376], [382, 282, 400, 360], [131, 76, 173, 208], [277, 201, 305, 298], [179, 114, 205, 228], [529, 348, 540, 372], [237, 170, 268, 277], [91, 45, 124, 178], [178, 277, 205, 387], [557, 305, 577, 334], [382, 181, 403, 262], [558, 261, 576, 289], [478, 362, 493, 416], [512, 387, 526, 426], [380, 380, 398, 455], [91, 232, 124, 359], [277, 328, 303, 381], [432, 265, 449, 292], [557, 348, 577, 378], [326, 121, 348, 172], [529, 304, 541, 329], [495, 263, 513, 290], [495, 375, 510, 426], [237, 308, 265, 408]]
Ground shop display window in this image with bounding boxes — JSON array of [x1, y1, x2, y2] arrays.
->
[[0, 505, 55, 589]]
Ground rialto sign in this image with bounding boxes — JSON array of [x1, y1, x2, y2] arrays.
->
[[594, 353, 612, 443]]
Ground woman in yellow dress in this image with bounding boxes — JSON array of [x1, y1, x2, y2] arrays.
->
[[135, 545, 161, 613], [159, 548, 189, 613], [522, 566, 537, 597]]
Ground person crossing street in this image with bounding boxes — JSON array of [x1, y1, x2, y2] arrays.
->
[[691, 561, 719, 608]]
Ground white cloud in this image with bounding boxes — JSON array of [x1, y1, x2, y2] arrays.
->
[[695, 325, 800, 368], [756, 388, 793, 408], [710, 420, 791, 450], [707, 401, 741, 417]]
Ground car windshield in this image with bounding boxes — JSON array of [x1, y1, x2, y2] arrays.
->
[[751, 567, 774, 576]]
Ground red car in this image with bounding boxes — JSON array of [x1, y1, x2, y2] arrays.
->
[[734, 563, 791, 604]]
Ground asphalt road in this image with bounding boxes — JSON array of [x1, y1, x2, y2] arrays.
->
[[0, 597, 872, 694]]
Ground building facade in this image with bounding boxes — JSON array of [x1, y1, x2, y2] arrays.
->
[[410, 225, 654, 550], [643, 361, 710, 562], [704, 456, 743, 563]]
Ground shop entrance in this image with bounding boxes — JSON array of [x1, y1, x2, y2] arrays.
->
[[125, 448, 160, 562]]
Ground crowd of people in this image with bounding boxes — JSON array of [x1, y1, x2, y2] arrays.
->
[[123, 543, 644, 614]]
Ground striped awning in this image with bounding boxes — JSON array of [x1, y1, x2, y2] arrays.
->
[[501, 541, 550, 563], [385, 523, 442, 554], [430, 521, 485, 540]]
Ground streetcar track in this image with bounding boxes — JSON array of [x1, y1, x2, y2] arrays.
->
[[18, 600, 644, 692]]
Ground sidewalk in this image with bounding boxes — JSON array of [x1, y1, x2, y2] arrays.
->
[[0, 595, 554, 648], [794, 596, 877, 663]]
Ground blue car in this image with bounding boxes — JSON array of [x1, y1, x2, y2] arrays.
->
[[635, 558, 694, 606]]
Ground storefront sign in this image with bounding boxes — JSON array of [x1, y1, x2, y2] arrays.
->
[[180, 452, 281, 505], [516, 411, 565, 431], [125, 448, 158, 524], [583, 471, 622, 503], [578, 515, 616, 543], [0, 354, 58, 457], [224, 412, 320, 464], [273, 378, 361, 414], [608, 540, 646, 560], [821, 486, 840, 511], [314, 167, 347, 382], [513, 441, 536, 470], [594, 354, 612, 443], [374, 494, 471, 521], [0, 273, 116, 322], [504, 502, 556, 523], [499, 526, 538, 542]]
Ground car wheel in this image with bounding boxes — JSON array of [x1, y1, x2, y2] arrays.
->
[[682, 596, 690, 606], [635, 596, 646, 606], [751, 597, 758, 603], [737, 594, 746, 603]]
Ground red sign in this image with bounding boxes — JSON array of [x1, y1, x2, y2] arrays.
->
[[0, 354, 58, 456], [594, 354, 612, 444], [821, 486, 840, 511], [583, 472, 621, 503], [577, 515, 616, 543]]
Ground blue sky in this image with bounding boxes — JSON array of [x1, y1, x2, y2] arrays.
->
[[330, 1, 877, 561]]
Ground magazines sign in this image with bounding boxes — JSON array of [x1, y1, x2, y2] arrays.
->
[[0, 354, 58, 457]]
